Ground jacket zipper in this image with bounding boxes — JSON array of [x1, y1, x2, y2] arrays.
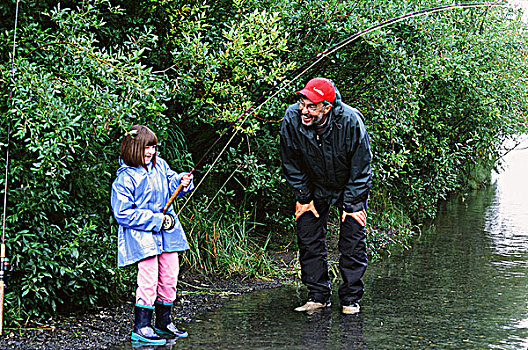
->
[[316, 134, 330, 184]]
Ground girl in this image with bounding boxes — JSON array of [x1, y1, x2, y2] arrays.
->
[[111, 125, 193, 345]]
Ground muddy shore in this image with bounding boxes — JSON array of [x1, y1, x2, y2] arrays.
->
[[0, 268, 294, 350]]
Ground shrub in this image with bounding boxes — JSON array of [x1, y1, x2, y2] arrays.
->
[[0, 1, 169, 322]]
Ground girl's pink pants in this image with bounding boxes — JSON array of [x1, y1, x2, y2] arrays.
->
[[136, 252, 180, 306]]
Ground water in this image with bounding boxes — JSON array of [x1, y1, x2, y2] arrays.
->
[[117, 145, 528, 350]]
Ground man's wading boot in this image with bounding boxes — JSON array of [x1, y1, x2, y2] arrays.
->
[[342, 303, 361, 315], [294, 298, 331, 312], [131, 306, 167, 345], [154, 301, 188, 338]]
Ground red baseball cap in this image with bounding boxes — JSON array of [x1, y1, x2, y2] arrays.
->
[[297, 77, 336, 104]]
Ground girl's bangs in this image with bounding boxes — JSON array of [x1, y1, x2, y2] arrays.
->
[[145, 130, 158, 146]]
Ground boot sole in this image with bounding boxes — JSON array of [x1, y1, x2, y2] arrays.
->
[[131, 332, 167, 344], [341, 305, 360, 314], [154, 327, 189, 338]]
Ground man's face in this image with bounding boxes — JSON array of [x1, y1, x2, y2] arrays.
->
[[298, 97, 329, 126]]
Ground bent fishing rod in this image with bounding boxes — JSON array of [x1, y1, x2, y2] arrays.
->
[[1, 0, 20, 336], [162, 2, 509, 214]]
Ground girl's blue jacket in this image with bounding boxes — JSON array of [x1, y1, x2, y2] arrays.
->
[[111, 157, 192, 267]]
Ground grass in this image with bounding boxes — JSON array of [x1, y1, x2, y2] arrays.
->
[[178, 197, 417, 285], [178, 196, 280, 279]]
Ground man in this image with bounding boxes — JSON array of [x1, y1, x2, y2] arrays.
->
[[280, 77, 372, 314]]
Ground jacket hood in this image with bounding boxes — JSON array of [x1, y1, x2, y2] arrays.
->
[[116, 157, 140, 177], [116, 154, 159, 176], [329, 81, 344, 119]]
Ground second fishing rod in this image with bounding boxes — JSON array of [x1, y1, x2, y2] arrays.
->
[[161, 1, 509, 215]]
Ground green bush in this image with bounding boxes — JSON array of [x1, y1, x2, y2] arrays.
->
[[0, 1, 170, 322]]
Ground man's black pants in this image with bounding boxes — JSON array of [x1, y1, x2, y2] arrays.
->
[[296, 199, 368, 306]]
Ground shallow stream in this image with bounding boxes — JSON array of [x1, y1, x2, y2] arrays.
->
[[117, 145, 528, 349]]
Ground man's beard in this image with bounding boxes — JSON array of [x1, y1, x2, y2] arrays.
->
[[301, 111, 325, 126]]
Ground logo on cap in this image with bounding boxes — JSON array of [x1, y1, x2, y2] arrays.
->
[[296, 77, 336, 104], [312, 87, 324, 96]]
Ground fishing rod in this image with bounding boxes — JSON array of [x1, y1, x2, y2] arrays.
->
[[1, 0, 20, 336], [0, 126, 12, 337], [163, 2, 510, 214], [283, 2, 507, 89]]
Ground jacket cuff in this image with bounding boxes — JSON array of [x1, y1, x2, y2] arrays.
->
[[178, 180, 195, 197], [294, 187, 312, 204], [343, 189, 370, 213], [153, 213, 165, 232], [297, 196, 312, 205]]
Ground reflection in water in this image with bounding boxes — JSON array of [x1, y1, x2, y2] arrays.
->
[[113, 146, 528, 350], [486, 144, 528, 350], [115, 287, 369, 350], [488, 145, 528, 256], [365, 181, 527, 349]]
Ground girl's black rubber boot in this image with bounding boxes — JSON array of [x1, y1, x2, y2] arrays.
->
[[131, 306, 167, 345], [154, 301, 189, 338]]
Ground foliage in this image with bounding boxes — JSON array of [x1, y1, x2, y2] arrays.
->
[[359, 4, 528, 221], [0, 0, 526, 324], [0, 0, 169, 322], [178, 194, 275, 279]]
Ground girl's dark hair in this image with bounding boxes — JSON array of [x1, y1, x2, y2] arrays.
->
[[120, 125, 158, 170]]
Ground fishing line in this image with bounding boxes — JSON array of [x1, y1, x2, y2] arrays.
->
[[258, 2, 508, 109], [185, 164, 243, 237], [172, 2, 510, 214]]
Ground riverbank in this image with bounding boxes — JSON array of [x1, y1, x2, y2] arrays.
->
[[0, 253, 297, 350]]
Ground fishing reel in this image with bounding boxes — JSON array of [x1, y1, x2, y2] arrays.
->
[[162, 213, 175, 231], [0, 257, 12, 282]]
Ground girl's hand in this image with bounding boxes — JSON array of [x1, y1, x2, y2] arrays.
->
[[181, 173, 193, 187]]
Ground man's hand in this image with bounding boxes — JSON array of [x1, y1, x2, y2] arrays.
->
[[342, 209, 367, 226], [295, 200, 319, 221], [181, 173, 193, 187]]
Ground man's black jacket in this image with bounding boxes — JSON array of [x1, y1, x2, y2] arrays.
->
[[280, 91, 372, 213]]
